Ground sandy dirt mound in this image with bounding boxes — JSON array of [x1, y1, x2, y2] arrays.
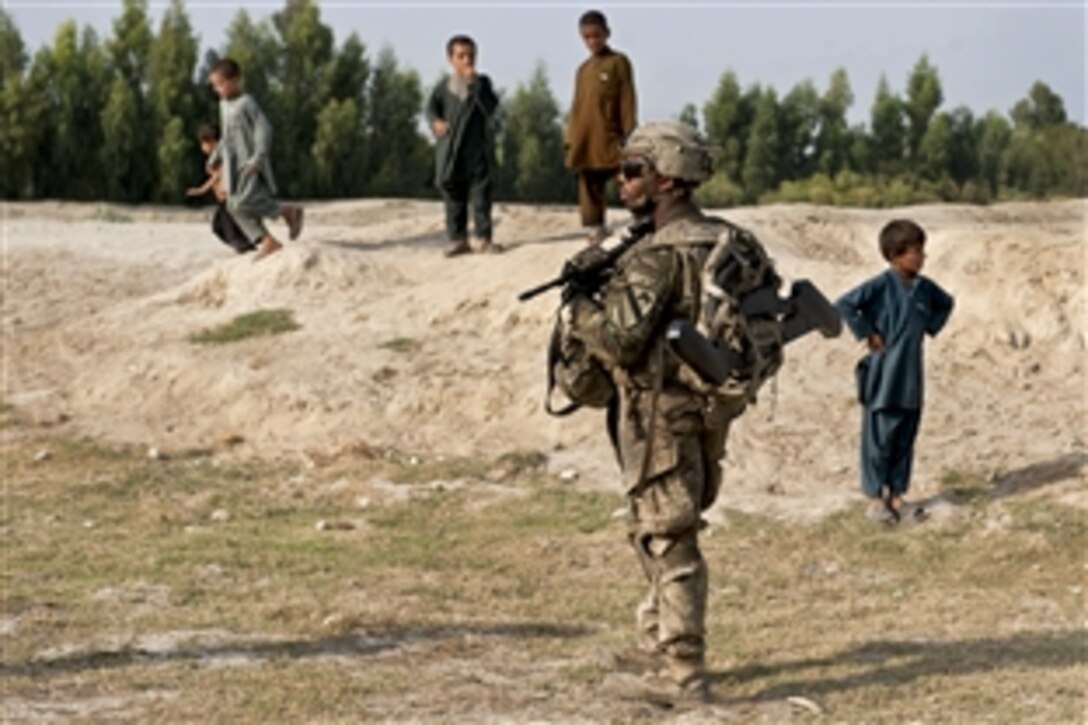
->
[[3, 199, 1084, 519]]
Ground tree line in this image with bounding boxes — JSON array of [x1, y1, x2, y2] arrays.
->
[[1, 0, 1083, 207]]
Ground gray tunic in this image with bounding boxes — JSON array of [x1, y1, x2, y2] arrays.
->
[[208, 93, 280, 237]]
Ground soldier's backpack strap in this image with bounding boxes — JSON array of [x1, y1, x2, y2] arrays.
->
[[545, 315, 582, 417]]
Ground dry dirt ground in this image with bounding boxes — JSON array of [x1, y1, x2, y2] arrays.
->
[[1, 199, 1085, 722]]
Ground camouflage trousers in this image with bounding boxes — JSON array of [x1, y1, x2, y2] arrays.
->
[[618, 386, 742, 685]]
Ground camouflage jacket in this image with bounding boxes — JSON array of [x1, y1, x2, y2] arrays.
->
[[569, 202, 738, 492]]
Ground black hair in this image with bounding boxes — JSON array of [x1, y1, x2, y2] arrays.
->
[[210, 57, 241, 80], [197, 123, 221, 142], [446, 34, 476, 57], [579, 10, 609, 30], [879, 219, 927, 261]]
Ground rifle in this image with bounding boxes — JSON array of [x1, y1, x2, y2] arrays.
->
[[665, 279, 843, 386], [517, 219, 655, 303]]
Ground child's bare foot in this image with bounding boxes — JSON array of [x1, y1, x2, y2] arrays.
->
[[284, 206, 304, 241], [891, 496, 928, 522], [473, 237, 503, 254], [253, 237, 283, 260], [444, 238, 471, 257], [866, 498, 899, 525]]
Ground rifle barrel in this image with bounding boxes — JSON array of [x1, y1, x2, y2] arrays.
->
[[517, 277, 564, 302]]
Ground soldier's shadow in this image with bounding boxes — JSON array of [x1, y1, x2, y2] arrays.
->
[[708, 629, 1084, 701], [1, 621, 591, 678], [988, 450, 1087, 500]]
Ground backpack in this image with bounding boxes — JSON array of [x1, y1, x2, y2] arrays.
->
[[671, 219, 785, 403]]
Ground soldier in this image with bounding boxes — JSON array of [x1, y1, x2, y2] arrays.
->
[[558, 121, 758, 702]]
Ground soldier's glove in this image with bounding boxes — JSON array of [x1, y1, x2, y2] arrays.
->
[[560, 245, 612, 303]]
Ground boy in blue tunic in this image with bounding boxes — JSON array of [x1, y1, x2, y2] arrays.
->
[[836, 219, 954, 524]]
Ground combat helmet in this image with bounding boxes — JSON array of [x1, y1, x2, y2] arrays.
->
[[623, 121, 713, 184]]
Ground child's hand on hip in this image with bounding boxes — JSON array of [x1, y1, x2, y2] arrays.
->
[[431, 119, 448, 138], [867, 333, 886, 351]]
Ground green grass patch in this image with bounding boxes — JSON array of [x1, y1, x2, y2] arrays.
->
[[91, 206, 133, 223], [3, 425, 1084, 722], [189, 309, 300, 345], [377, 337, 421, 354], [939, 467, 991, 502]]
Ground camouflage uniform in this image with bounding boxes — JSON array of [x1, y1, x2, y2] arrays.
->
[[566, 129, 748, 690]]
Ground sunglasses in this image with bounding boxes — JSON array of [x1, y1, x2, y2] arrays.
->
[[620, 158, 650, 180]]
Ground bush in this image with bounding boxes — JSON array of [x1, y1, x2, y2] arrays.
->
[[694, 172, 745, 208]]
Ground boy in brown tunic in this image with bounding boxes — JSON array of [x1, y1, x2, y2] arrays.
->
[[565, 10, 637, 244]]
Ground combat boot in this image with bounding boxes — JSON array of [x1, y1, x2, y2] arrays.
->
[[665, 653, 711, 703]]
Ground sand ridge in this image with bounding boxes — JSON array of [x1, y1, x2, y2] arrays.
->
[[3, 199, 1084, 519]]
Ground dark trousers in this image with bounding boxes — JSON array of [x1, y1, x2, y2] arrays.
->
[[577, 167, 618, 227], [212, 204, 256, 254], [443, 162, 492, 242], [861, 406, 921, 498]]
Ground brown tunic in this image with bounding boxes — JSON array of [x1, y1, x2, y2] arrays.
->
[[565, 48, 637, 171]]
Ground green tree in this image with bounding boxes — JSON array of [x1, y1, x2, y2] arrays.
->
[[677, 102, 699, 131], [497, 62, 569, 203], [149, 0, 199, 200], [26, 22, 110, 198], [0, 9, 33, 197], [156, 115, 189, 200], [366, 47, 428, 196], [0, 8, 26, 82], [1010, 80, 1067, 130], [103, 0, 155, 200], [945, 106, 978, 187], [918, 111, 952, 183], [742, 88, 780, 201], [272, 0, 334, 195], [101, 76, 144, 200], [869, 74, 905, 175], [975, 111, 1011, 196], [311, 98, 364, 197], [327, 32, 369, 108], [703, 71, 750, 184], [107, 0, 152, 88], [905, 54, 943, 166], [777, 79, 819, 180], [815, 68, 853, 176]]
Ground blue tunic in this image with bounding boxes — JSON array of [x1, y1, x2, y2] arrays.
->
[[836, 269, 954, 411], [836, 269, 954, 498]]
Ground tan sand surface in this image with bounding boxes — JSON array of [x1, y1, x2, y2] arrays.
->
[[3, 199, 1084, 519]]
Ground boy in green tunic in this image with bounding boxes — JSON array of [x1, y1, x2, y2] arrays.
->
[[207, 58, 304, 260], [565, 10, 637, 245], [426, 35, 500, 257]]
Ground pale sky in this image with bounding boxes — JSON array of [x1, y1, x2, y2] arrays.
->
[[6, 1, 1086, 127]]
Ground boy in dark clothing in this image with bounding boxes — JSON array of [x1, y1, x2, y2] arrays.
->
[[836, 219, 954, 524], [426, 34, 500, 257], [187, 123, 256, 254]]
